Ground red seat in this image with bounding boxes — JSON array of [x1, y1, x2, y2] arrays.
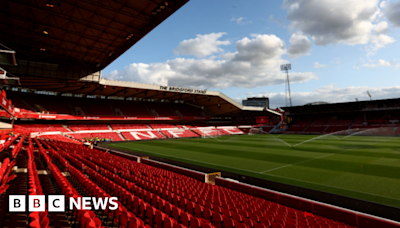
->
[[221, 208, 231, 218], [158, 199, 166, 211], [163, 217, 176, 228], [171, 206, 183, 222], [180, 212, 193, 227], [212, 211, 223, 228], [272, 222, 284, 228], [231, 212, 242, 223], [165, 203, 173, 217], [223, 216, 235, 228], [235, 222, 248, 228], [242, 217, 254, 228], [187, 201, 196, 215], [190, 217, 202, 228], [145, 206, 156, 226], [253, 223, 266, 228], [179, 198, 188, 211], [195, 204, 204, 218], [154, 211, 167, 228], [203, 208, 212, 220]]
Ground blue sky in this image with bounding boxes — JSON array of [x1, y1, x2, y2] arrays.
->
[[103, 0, 400, 108]]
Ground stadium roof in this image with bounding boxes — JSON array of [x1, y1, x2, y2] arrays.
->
[[0, 0, 189, 80]]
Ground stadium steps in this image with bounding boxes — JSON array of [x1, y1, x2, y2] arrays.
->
[[17, 96, 38, 112], [66, 100, 75, 115], [108, 101, 116, 116], [302, 116, 318, 132], [158, 130, 168, 138], [107, 124, 113, 130], [35, 156, 71, 228], [1, 153, 28, 228], [62, 125, 73, 132], [63, 165, 119, 227], [117, 132, 125, 141], [150, 109, 159, 116], [348, 117, 357, 130], [144, 105, 152, 116]]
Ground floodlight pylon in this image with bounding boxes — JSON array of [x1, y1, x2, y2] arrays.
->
[[281, 64, 292, 107]]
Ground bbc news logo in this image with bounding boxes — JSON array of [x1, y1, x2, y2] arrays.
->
[[9, 195, 118, 212]]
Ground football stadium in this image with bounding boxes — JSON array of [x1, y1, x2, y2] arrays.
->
[[0, 1, 400, 228]]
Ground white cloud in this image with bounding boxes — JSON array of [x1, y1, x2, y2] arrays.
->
[[283, 0, 395, 53], [385, 0, 400, 27], [287, 32, 312, 58], [173, 32, 231, 58], [105, 33, 317, 89], [244, 85, 400, 108], [231, 17, 252, 25], [363, 59, 400, 68], [314, 62, 328, 68]]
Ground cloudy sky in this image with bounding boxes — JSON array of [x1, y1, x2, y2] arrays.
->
[[103, 0, 400, 108]]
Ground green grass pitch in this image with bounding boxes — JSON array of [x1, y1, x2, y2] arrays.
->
[[107, 134, 400, 208]]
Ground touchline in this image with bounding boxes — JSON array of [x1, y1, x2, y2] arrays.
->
[[9, 195, 119, 212]]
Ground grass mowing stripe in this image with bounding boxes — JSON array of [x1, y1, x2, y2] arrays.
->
[[260, 137, 396, 174], [107, 134, 400, 208], [110, 144, 400, 202]]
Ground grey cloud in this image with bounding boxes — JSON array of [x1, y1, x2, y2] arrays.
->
[[287, 32, 311, 58], [105, 34, 317, 89]]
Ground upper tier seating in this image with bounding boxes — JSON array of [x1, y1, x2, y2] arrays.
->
[[110, 124, 150, 130], [149, 124, 177, 129], [169, 103, 204, 116], [6, 91, 206, 118], [146, 103, 177, 116]]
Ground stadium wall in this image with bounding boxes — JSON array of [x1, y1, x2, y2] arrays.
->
[[96, 144, 400, 226]]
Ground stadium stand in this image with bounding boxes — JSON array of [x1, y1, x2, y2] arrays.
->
[[6, 91, 209, 118], [149, 124, 178, 129], [111, 124, 151, 130], [2, 137, 395, 228]]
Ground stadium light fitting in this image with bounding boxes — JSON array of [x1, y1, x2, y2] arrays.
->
[[43, 30, 48, 35], [125, 34, 133, 41], [40, 48, 46, 51], [156, 8, 162, 12]]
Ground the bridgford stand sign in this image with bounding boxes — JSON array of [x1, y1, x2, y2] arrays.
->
[[159, 86, 207, 94]]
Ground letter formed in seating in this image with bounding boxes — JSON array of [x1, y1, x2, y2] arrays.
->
[[49, 195, 65, 212], [9, 195, 25, 212], [29, 195, 45, 212]]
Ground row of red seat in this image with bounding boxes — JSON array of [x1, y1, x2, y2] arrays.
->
[[27, 136, 51, 228], [37, 139, 105, 228], [42, 139, 357, 228]]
